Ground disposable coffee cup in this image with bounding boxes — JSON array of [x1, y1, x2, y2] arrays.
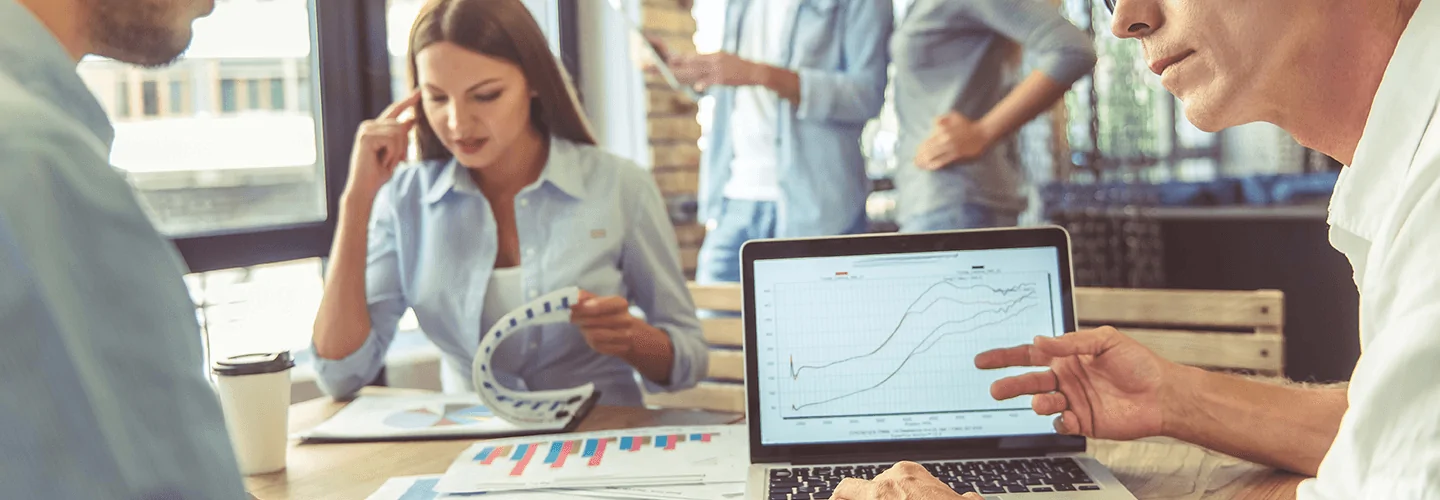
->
[[212, 352, 294, 475]]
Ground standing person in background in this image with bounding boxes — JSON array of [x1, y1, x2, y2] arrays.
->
[[0, 0, 249, 497], [892, 0, 1095, 232], [669, 0, 893, 284]]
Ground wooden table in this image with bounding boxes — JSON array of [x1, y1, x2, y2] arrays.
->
[[244, 390, 1303, 500]]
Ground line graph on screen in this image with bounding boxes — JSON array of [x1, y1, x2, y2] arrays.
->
[[776, 273, 1054, 419]]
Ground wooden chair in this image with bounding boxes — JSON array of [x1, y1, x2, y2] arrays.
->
[[1076, 288, 1285, 376], [643, 283, 1285, 412]]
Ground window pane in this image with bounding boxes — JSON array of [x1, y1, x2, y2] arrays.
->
[[221, 79, 237, 112], [116, 80, 130, 117], [247, 78, 261, 110], [142, 80, 160, 117], [169, 80, 184, 115], [270, 78, 286, 111], [76, 0, 325, 237], [388, 0, 426, 101], [188, 258, 323, 370]]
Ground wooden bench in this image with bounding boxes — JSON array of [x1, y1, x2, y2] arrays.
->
[[643, 283, 1285, 413]]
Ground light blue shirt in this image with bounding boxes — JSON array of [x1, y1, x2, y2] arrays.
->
[[0, 1, 246, 498], [311, 139, 707, 407], [892, 0, 1096, 218], [700, 0, 894, 237]]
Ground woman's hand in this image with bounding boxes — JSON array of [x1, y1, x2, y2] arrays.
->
[[344, 90, 421, 201], [570, 290, 642, 357]]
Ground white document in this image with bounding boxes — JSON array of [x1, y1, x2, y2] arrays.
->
[[299, 393, 571, 443]]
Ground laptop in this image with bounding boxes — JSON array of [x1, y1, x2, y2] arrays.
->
[[740, 227, 1137, 499]]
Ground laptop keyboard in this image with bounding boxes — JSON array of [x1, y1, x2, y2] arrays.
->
[[767, 457, 1101, 499]]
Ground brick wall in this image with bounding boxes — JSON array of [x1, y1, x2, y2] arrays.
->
[[640, 0, 704, 278]]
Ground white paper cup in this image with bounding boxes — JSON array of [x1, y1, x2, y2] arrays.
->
[[212, 352, 294, 475]]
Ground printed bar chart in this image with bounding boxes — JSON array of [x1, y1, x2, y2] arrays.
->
[[479, 433, 721, 476], [436, 426, 742, 494]]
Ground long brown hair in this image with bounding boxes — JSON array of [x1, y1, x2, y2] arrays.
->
[[407, 0, 596, 161]]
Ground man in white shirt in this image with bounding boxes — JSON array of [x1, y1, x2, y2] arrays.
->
[[834, 0, 1439, 498]]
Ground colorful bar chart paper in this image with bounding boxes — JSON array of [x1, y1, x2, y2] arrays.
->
[[508, 444, 536, 476], [435, 426, 742, 493], [583, 437, 607, 467]]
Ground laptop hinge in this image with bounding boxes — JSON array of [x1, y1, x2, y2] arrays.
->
[[788, 448, 1043, 466]]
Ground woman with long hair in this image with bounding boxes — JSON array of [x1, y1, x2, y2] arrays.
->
[[310, 0, 706, 406]]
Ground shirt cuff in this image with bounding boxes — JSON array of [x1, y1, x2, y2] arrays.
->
[[793, 68, 824, 122], [640, 327, 702, 394], [309, 333, 385, 399]]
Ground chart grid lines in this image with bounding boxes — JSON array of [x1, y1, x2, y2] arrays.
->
[[772, 272, 1056, 420]]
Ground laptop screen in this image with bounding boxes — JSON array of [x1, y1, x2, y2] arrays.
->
[[751, 246, 1065, 446]]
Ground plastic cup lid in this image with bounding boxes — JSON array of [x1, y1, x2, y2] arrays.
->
[[212, 351, 295, 376]]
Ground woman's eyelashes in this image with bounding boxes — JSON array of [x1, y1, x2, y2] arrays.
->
[[472, 90, 503, 102], [422, 88, 502, 105]]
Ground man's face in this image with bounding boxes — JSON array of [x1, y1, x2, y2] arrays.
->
[[82, 0, 215, 67], [1111, 0, 1309, 131]]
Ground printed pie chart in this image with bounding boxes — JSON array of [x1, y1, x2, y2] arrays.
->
[[382, 408, 445, 429], [382, 404, 495, 429]]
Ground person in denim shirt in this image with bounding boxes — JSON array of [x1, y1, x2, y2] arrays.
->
[[310, 0, 706, 407], [892, 0, 1095, 232], [670, 0, 893, 284]]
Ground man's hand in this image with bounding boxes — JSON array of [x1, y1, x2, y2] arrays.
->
[[570, 290, 640, 357], [915, 112, 994, 170], [669, 52, 765, 88], [976, 327, 1178, 440], [833, 462, 984, 500]]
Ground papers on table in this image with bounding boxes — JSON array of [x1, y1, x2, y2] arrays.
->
[[368, 475, 747, 500], [299, 393, 574, 443], [435, 424, 746, 493], [367, 476, 744, 500], [365, 424, 751, 499]]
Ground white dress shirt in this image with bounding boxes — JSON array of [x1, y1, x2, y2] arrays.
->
[[722, 0, 799, 202], [1300, 0, 1440, 497]]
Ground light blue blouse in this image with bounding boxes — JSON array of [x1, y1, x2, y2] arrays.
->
[[311, 139, 708, 406]]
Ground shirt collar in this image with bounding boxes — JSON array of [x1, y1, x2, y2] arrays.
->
[[1328, 0, 1440, 242], [423, 137, 587, 204], [0, 0, 115, 147]]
